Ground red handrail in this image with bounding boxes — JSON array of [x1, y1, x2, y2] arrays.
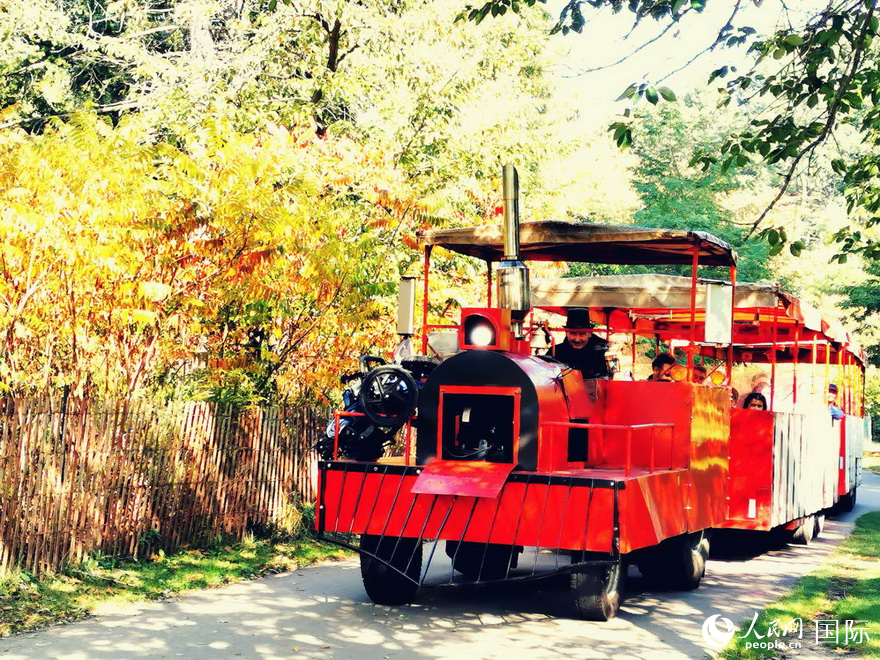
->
[[546, 421, 676, 476]]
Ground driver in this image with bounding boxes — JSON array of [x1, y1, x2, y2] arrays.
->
[[552, 308, 610, 379]]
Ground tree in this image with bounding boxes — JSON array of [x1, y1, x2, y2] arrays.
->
[[463, 0, 880, 258], [0, 1, 597, 402]]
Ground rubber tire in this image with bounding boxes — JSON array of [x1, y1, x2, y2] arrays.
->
[[637, 530, 709, 591], [813, 514, 826, 539], [790, 515, 815, 546], [571, 558, 626, 621], [837, 488, 857, 513], [669, 530, 710, 590], [360, 535, 422, 606], [446, 541, 518, 581]]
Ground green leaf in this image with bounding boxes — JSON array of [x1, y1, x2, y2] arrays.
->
[[268, 0, 277, 10], [790, 241, 805, 257], [784, 34, 804, 46], [673, 0, 687, 13], [645, 86, 659, 104], [658, 86, 677, 102], [773, 48, 786, 59], [616, 84, 638, 101], [767, 228, 780, 246]]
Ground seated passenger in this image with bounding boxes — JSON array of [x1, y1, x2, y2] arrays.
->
[[730, 387, 740, 407], [646, 353, 676, 381], [553, 308, 610, 379], [827, 383, 845, 420], [743, 392, 768, 411], [693, 364, 708, 384]]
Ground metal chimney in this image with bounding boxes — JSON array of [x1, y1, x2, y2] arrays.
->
[[497, 164, 530, 332]]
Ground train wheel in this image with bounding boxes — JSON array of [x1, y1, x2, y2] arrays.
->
[[360, 535, 422, 606], [446, 541, 519, 581], [813, 514, 826, 539], [790, 516, 815, 545], [665, 530, 710, 590], [571, 558, 626, 621], [837, 488, 858, 513]]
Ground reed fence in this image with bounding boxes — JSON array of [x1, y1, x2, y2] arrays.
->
[[0, 396, 324, 575]]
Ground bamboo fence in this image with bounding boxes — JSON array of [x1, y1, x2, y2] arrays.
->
[[0, 395, 324, 575]]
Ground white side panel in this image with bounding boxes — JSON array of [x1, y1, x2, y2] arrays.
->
[[843, 415, 868, 492], [771, 411, 838, 527], [705, 283, 733, 344]]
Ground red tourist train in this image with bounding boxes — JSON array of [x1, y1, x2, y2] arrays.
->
[[316, 166, 867, 620]]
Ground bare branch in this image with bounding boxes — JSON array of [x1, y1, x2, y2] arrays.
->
[[656, 0, 743, 84], [574, 20, 678, 75], [747, 3, 877, 236]]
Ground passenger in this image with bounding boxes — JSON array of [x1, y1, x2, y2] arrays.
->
[[553, 308, 610, 379], [693, 365, 708, 384], [646, 353, 677, 381], [827, 383, 845, 420], [730, 387, 740, 407], [742, 392, 768, 411]]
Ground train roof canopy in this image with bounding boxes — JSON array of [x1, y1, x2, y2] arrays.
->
[[417, 220, 736, 266], [532, 274, 777, 312], [530, 274, 864, 363]]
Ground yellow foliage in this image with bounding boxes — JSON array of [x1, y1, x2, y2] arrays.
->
[[0, 114, 477, 399]]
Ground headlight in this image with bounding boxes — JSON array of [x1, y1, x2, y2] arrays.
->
[[469, 323, 495, 347], [464, 315, 497, 348]]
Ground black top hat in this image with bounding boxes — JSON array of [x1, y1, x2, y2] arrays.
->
[[565, 308, 594, 329]]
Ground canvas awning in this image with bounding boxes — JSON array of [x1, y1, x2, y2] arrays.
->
[[417, 220, 736, 266], [530, 274, 864, 363], [531, 274, 777, 311]]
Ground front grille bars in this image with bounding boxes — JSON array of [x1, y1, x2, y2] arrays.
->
[[317, 461, 622, 587]]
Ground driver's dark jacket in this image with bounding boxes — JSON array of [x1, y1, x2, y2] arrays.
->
[[554, 335, 610, 379]]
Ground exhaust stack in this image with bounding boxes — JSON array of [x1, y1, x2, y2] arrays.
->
[[497, 164, 530, 336]]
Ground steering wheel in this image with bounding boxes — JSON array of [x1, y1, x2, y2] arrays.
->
[[359, 366, 419, 427]]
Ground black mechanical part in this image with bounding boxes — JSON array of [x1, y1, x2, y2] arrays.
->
[[359, 365, 419, 427], [359, 534, 422, 605], [399, 355, 440, 380], [315, 421, 396, 462]]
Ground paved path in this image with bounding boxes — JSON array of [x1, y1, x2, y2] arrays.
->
[[3, 472, 878, 660]]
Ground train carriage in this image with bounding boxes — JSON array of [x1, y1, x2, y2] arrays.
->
[[315, 165, 866, 620], [529, 273, 867, 542]]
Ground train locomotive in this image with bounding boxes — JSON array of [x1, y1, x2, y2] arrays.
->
[[316, 165, 739, 620]]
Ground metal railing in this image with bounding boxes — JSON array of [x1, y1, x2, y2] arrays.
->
[[546, 421, 676, 476]]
